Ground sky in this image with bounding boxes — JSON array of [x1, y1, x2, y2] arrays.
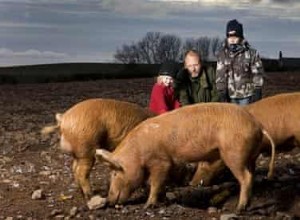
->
[[0, 0, 299, 66]]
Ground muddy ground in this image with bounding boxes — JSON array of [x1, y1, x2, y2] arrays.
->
[[0, 71, 300, 219]]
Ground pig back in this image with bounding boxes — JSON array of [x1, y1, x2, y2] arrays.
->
[[245, 92, 300, 148], [121, 102, 262, 163], [60, 98, 153, 150]]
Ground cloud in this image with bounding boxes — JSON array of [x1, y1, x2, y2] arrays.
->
[[1, 0, 299, 20], [0, 48, 114, 66], [94, 0, 300, 22], [0, 48, 68, 58], [0, 21, 55, 29]]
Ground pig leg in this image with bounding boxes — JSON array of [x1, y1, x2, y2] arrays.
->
[[73, 157, 95, 199], [235, 168, 253, 213], [189, 160, 226, 186], [145, 162, 171, 208], [221, 151, 253, 212]]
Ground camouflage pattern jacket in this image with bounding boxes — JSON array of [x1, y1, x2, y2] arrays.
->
[[216, 40, 264, 99]]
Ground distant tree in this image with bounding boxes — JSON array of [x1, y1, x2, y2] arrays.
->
[[114, 44, 142, 64], [182, 37, 222, 61], [157, 34, 182, 63], [211, 37, 223, 57], [114, 32, 221, 63], [115, 32, 182, 64], [138, 32, 162, 64]]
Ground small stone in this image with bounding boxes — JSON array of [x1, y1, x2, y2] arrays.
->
[[31, 189, 44, 200], [2, 179, 12, 184], [54, 214, 64, 219], [211, 185, 220, 191], [5, 217, 13, 220], [220, 213, 238, 220], [288, 168, 295, 175], [39, 170, 52, 176], [50, 209, 62, 217], [166, 192, 176, 202], [87, 195, 107, 210], [258, 160, 267, 166], [207, 206, 218, 214], [75, 214, 82, 218], [275, 211, 292, 219], [88, 215, 95, 220], [115, 204, 123, 209], [158, 209, 166, 215], [145, 211, 155, 217], [0, 156, 12, 163], [69, 206, 78, 217]]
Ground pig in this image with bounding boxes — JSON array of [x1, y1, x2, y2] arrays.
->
[[246, 92, 300, 150], [190, 92, 299, 186], [41, 98, 155, 199], [96, 102, 275, 212]]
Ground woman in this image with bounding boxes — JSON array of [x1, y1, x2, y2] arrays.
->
[[149, 61, 180, 114]]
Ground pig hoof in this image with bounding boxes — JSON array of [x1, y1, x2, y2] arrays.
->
[[143, 203, 158, 209], [83, 192, 93, 201], [235, 205, 247, 215]]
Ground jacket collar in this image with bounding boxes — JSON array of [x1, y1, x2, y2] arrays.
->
[[189, 68, 209, 88]]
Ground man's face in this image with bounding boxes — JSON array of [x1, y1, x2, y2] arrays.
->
[[184, 55, 201, 78], [227, 36, 240, 45]]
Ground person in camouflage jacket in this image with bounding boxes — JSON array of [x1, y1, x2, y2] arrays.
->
[[175, 50, 219, 106], [216, 19, 264, 105]]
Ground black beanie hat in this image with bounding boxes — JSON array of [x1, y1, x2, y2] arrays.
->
[[226, 19, 244, 39], [158, 61, 178, 78]]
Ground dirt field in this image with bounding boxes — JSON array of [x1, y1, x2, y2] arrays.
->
[[0, 71, 300, 219]]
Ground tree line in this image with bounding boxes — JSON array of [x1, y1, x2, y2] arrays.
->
[[114, 32, 223, 64]]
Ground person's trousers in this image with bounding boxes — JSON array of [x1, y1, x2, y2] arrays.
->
[[230, 96, 253, 106]]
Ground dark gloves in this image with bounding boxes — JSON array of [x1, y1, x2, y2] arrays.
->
[[252, 88, 262, 102], [218, 90, 229, 102]]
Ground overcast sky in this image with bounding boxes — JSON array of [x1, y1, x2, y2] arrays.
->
[[0, 0, 299, 66]]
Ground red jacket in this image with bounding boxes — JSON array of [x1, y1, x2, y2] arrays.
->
[[149, 83, 180, 114]]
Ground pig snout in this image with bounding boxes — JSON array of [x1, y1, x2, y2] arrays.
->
[[108, 189, 130, 206], [107, 173, 131, 206]]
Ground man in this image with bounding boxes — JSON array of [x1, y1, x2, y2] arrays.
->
[[216, 19, 264, 105], [175, 50, 219, 106]]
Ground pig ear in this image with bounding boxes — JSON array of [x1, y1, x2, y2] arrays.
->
[[95, 149, 123, 171]]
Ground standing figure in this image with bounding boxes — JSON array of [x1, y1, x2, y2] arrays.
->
[[216, 19, 264, 105], [149, 61, 180, 114]]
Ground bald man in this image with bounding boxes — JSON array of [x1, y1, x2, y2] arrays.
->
[[175, 50, 219, 106]]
